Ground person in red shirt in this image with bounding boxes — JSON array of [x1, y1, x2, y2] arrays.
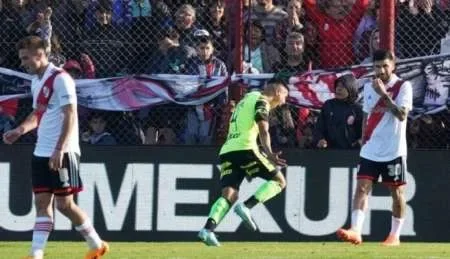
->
[[304, 0, 369, 68]]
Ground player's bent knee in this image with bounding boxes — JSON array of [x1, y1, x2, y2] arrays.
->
[[272, 172, 286, 189], [55, 198, 75, 213], [221, 187, 238, 204]]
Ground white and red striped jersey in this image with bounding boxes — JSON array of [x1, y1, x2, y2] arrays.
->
[[31, 63, 80, 157], [360, 74, 413, 162]]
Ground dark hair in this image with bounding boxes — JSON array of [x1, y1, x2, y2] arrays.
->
[[372, 49, 395, 62], [16, 36, 49, 54], [267, 77, 289, 91], [334, 74, 358, 103]]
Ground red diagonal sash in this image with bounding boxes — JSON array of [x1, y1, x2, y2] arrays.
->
[[35, 70, 64, 125], [362, 80, 404, 144]]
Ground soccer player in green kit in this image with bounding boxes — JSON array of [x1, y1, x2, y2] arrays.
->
[[198, 78, 289, 246]]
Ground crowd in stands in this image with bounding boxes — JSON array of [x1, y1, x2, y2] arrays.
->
[[0, 0, 449, 148]]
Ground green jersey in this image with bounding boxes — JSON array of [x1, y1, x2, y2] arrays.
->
[[220, 91, 270, 154]]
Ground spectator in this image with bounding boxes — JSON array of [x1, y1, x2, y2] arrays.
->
[[200, 0, 228, 61], [26, 6, 52, 48], [48, 34, 66, 67], [302, 20, 320, 69], [0, 100, 17, 143], [145, 27, 196, 74], [396, 0, 448, 58], [272, 31, 308, 75], [0, 0, 29, 68], [313, 74, 363, 149], [275, 0, 305, 46], [304, 0, 369, 68], [247, 0, 288, 44], [270, 105, 297, 148], [172, 4, 199, 48], [354, 0, 379, 62], [360, 28, 379, 64], [81, 2, 127, 77], [184, 33, 228, 145], [81, 112, 117, 145], [239, 21, 281, 73]]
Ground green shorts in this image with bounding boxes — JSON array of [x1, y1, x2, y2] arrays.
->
[[219, 149, 278, 190]]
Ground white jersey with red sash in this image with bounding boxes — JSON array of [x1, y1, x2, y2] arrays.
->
[[360, 74, 413, 162], [31, 63, 80, 157]]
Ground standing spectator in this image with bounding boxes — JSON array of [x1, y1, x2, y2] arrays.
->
[[172, 4, 199, 48], [0, 0, 29, 69], [26, 6, 52, 48], [81, 112, 117, 145], [313, 74, 363, 149], [272, 31, 308, 75], [184, 33, 228, 145], [304, 0, 370, 68], [302, 20, 320, 69], [354, 0, 379, 62], [396, 0, 448, 58], [269, 105, 297, 148], [145, 27, 196, 74], [248, 0, 288, 44], [238, 21, 280, 73], [48, 34, 66, 67], [200, 0, 228, 61], [360, 28, 380, 64], [81, 2, 127, 77], [275, 0, 305, 46]]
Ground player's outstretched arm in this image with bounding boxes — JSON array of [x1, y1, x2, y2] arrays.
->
[[2, 110, 39, 144]]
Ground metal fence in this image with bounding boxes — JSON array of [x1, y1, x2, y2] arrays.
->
[[0, 0, 449, 149]]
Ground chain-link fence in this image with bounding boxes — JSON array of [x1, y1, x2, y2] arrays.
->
[[0, 0, 449, 149]]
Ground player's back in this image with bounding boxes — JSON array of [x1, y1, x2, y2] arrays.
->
[[220, 91, 266, 155]]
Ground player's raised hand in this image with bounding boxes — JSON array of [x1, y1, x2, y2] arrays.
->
[[372, 78, 388, 97], [2, 128, 22, 144], [268, 151, 287, 167]]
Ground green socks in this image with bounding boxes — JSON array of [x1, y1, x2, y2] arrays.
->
[[208, 197, 232, 225], [254, 180, 283, 203]]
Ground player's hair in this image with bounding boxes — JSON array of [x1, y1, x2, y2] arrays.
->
[[372, 49, 395, 62], [266, 78, 289, 92], [16, 36, 50, 55]]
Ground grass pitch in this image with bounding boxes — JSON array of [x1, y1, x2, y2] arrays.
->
[[2, 242, 450, 258]]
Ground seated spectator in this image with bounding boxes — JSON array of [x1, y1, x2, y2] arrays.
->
[[237, 21, 280, 73], [303, 0, 369, 68], [360, 28, 379, 64], [272, 31, 308, 75], [313, 74, 363, 149], [184, 32, 228, 145], [247, 0, 288, 44], [81, 112, 117, 145], [275, 0, 305, 47]]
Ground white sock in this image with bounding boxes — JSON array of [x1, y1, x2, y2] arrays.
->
[[30, 216, 53, 257], [350, 209, 365, 233], [390, 216, 404, 238], [75, 219, 103, 249]]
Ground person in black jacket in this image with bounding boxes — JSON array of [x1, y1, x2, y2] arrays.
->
[[313, 73, 363, 149]]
